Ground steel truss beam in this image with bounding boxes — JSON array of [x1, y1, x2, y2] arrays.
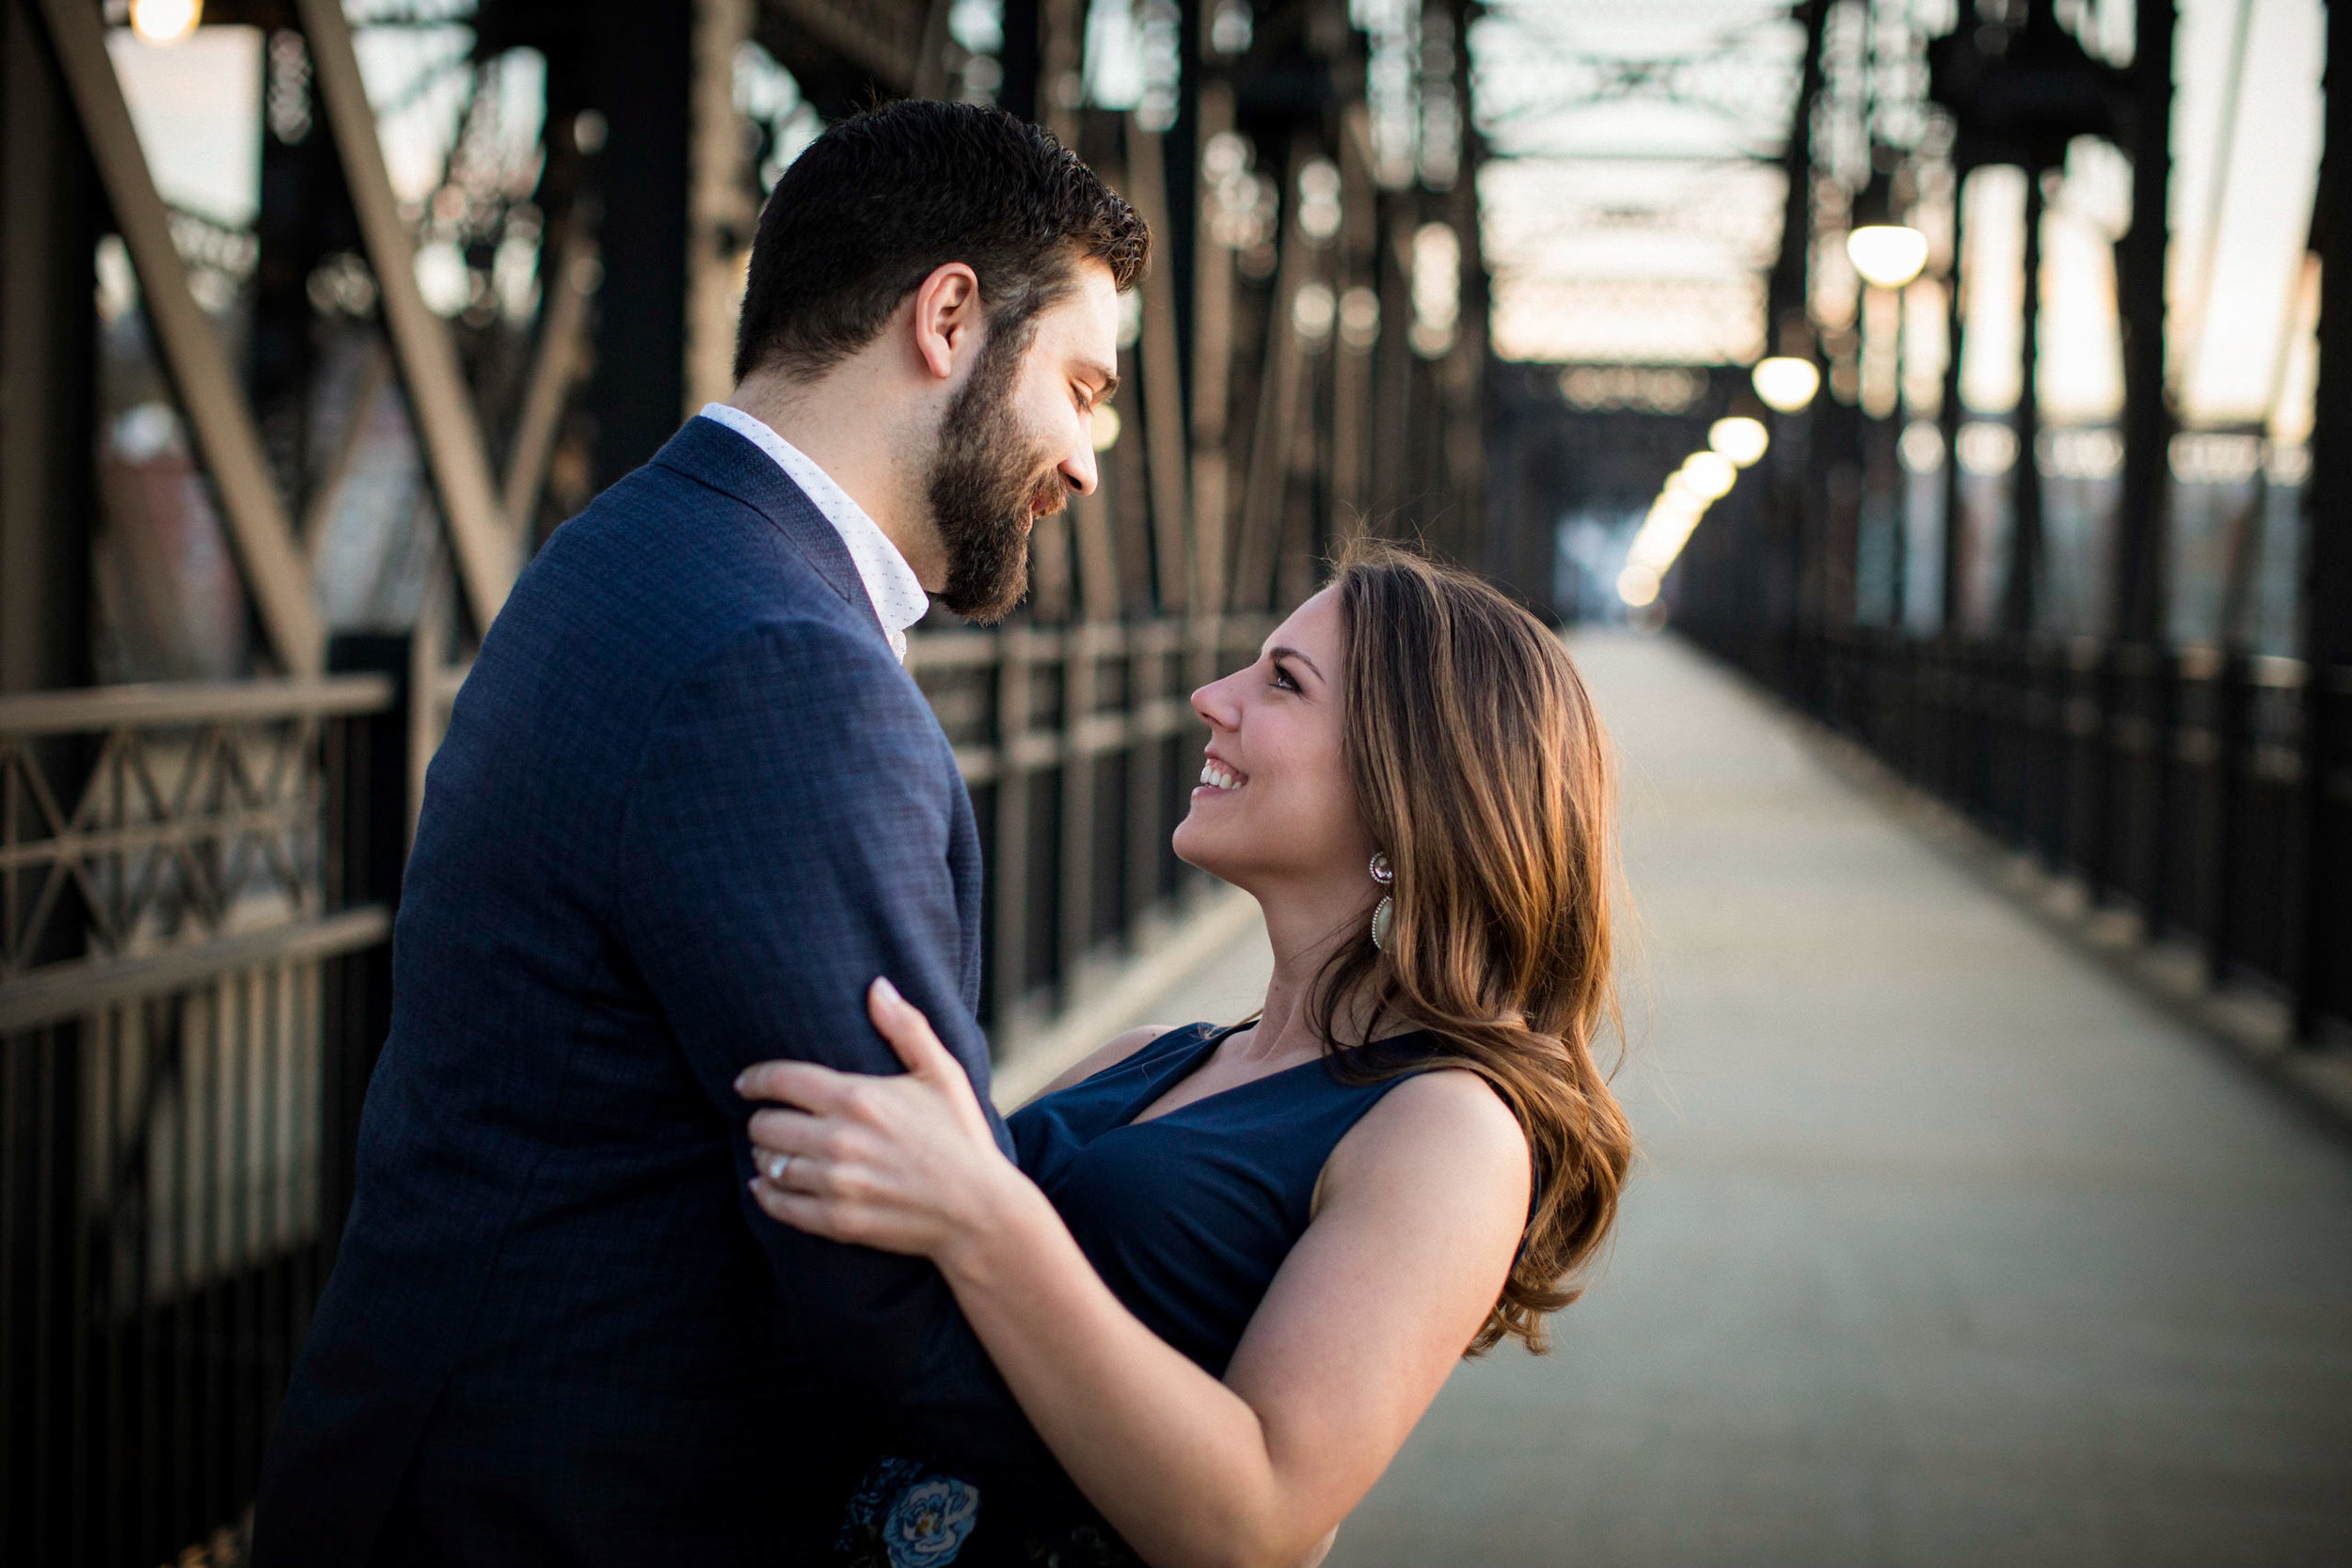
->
[[32, 0, 326, 675], [298, 0, 516, 638]]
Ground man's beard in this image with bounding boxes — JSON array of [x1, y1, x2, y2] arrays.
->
[[927, 324, 1067, 623]]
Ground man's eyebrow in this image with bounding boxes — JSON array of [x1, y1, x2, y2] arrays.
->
[[1264, 644, 1324, 682]]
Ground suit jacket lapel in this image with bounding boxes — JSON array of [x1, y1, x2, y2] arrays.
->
[[649, 417, 891, 647]]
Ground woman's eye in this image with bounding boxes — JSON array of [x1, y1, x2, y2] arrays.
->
[[1269, 663, 1300, 692]]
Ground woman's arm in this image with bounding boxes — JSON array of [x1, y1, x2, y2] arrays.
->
[[737, 981, 1529, 1568]]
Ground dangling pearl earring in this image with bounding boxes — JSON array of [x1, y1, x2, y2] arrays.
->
[[1368, 852, 1395, 951]]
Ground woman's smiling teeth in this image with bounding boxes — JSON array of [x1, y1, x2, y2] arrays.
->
[[1198, 760, 1246, 792]]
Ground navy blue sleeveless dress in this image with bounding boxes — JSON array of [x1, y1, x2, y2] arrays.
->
[[834, 1022, 1438, 1568]]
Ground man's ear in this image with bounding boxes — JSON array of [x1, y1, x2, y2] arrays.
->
[[910, 262, 982, 382]]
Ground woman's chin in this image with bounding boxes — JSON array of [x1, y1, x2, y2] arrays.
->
[[1169, 819, 1233, 882]]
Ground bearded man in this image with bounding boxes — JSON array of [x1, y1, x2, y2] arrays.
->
[[251, 102, 1146, 1566]]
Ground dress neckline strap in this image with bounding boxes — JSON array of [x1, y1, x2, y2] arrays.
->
[[1117, 1022, 1440, 1130], [1115, 1021, 1248, 1129]]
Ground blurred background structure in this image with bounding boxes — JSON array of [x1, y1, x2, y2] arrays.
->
[[0, 0, 2344, 1560]]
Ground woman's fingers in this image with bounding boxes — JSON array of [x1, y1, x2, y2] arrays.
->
[[749, 1174, 855, 1236], [733, 981, 959, 1109], [732, 979, 1019, 1262], [867, 978, 999, 1145], [866, 977, 957, 1079], [733, 1057, 853, 1110], [745, 1105, 831, 1159], [748, 1172, 928, 1256]]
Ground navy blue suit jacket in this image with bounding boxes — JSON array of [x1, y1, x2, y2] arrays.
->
[[253, 418, 1017, 1565]]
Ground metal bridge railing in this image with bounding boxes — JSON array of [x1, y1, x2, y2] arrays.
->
[[1690, 625, 2352, 1042], [0, 674, 401, 1568]]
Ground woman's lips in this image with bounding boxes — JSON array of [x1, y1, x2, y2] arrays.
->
[[1195, 756, 1248, 793]]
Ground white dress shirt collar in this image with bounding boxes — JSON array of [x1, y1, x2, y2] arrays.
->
[[695, 403, 930, 661]]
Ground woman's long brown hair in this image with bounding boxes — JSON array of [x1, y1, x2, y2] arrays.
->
[[1312, 539, 1631, 1354]]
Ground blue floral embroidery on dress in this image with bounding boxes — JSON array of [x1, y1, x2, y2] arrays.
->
[[839, 1458, 982, 1568], [882, 1474, 980, 1566], [836, 1454, 1146, 1566]]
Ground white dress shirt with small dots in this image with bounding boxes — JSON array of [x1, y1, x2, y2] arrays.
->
[[695, 403, 931, 662]]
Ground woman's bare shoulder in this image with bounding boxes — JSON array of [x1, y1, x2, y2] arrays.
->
[[1329, 1067, 1529, 1197]]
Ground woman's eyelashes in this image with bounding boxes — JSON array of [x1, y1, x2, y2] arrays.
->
[[1267, 659, 1301, 694]]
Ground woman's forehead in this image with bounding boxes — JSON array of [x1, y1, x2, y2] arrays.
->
[[1266, 586, 1343, 657]]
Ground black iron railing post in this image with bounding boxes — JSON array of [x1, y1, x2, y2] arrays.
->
[[2208, 648, 2250, 983], [320, 636, 410, 1259]]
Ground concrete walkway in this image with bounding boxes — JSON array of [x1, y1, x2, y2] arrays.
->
[[1105, 631, 2352, 1568]]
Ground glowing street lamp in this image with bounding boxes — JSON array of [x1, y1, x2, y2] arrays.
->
[[1708, 416, 1770, 467], [1846, 224, 1930, 290], [1678, 451, 1738, 499], [1616, 564, 1661, 608], [130, 0, 200, 43], [1752, 356, 1821, 414]]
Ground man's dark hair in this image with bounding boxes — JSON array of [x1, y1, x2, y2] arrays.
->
[[733, 101, 1149, 383]]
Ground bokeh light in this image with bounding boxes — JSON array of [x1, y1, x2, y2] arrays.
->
[[131, 0, 201, 43], [1708, 416, 1771, 467], [1752, 356, 1822, 414], [1846, 224, 1930, 289]]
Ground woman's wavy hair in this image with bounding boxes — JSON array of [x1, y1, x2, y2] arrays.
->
[[1311, 539, 1632, 1354]]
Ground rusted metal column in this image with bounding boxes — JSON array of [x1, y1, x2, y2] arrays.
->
[[993, 628, 1036, 1039], [1041, 0, 1085, 146], [2294, 0, 2351, 1039], [1125, 117, 1196, 615], [1765, 0, 1831, 686], [1187, 82, 1237, 616], [584, 1, 691, 491], [1939, 170, 1969, 635], [1431, 0, 1485, 568], [2000, 169, 2045, 637], [685, 0, 755, 414], [2111, 0, 2174, 648], [1329, 104, 1376, 539], [1232, 144, 1320, 611], [1057, 626, 1103, 990], [1371, 209, 1416, 520], [2090, 0, 2175, 909], [0, 0, 96, 698]]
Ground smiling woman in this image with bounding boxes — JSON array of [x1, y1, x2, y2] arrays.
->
[[737, 540, 1632, 1567]]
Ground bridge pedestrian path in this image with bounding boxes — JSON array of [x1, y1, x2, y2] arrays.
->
[[1089, 629, 2352, 1568]]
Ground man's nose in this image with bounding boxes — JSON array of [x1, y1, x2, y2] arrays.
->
[[1059, 439, 1099, 498]]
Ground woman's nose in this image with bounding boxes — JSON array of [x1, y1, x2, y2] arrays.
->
[[1191, 676, 1239, 732]]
